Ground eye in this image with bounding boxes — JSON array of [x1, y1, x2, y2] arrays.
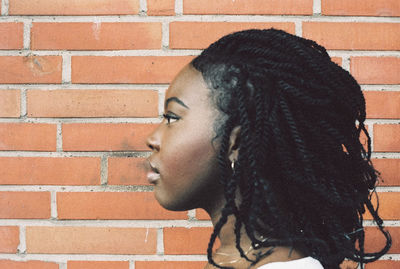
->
[[162, 112, 180, 125]]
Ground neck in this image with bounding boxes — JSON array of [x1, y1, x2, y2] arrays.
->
[[203, 198, 306, 267]]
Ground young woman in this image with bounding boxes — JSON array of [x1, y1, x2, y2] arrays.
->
[[146, 29, 391, 269]]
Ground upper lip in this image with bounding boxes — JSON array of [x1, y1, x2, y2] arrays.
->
[[147, 159, 160, 174]]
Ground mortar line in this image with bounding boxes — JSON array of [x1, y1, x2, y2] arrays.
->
[[1, 0, 8, 16], [0, 14, 399, 23], [23, 20, 32, 50], [100, 154, 108, 185], [175, 0, 183, 16], [62, 53, 72, 84], [17, 226, 26, 254], [295, 21, 302, 37], [162, 21, 170, 49], [139, 0, 147, 15], [313, 0, 322, 15], [56, 123, 63, 152], [0, 253, 397, 262], [157, 228, 164, 254], [20, 88, 27, 117], [342, 56, 350, 72], [51, 191, 58, 219], [130, 260, 135, 269]]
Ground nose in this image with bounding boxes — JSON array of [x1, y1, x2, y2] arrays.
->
[[146, 128, 160, 152]]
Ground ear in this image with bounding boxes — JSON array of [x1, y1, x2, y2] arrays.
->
[[228, 126, 241, 163]]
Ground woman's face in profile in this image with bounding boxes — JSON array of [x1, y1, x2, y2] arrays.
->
[[146, 64, 224, 212]]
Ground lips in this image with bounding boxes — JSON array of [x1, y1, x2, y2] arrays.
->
[[147, 160, 161, 184]]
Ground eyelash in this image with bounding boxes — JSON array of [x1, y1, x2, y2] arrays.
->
[[162, 113, 180, 125]]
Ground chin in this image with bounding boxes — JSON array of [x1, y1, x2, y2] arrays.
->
[[154, 192, 198, 212]]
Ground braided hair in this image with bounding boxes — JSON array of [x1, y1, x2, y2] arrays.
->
[[191, 29, 391, 269]]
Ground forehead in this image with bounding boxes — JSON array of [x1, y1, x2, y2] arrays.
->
[[165, 64, 211, 109]]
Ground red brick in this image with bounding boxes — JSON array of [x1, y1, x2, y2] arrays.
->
[[0, 90, 20, 117], [372, 159, 400, 186], [147, 0, 175, 16], [57, 192, 187, 220], [170, 22, 295, 49], [366, 261, 400, 269], [31, 23, 161, 50], [0, 123, 56, 151], [135, 261, 206, 269], [164, 227, 217, 254], [26, 226, 156, 254], [62, 123, 156, 151], [351, 57, 400, 85], [322, 0, 400, 17], [365, 227, 399, 254], [374, 124, 400, 152], [0, 56, 62, 84], [364, 91, 400, 119], [9, 0, 139, 15], [0, 157, 100, 185], [0, 260, 58, 269], [364, 192, 400, 220], [27, 89, 158, 118], [0, 192, 50, 219], [0, 226, 19, 253], [71, 56, 193, 84], [0, 23, 23, 50], [108, 157, 149, 185], [303, 22, 400, 50], [331, 57, 342, 66], [196, 208, 210, 220], [183, 0, 313, 15], [67, 261, 129, 269]]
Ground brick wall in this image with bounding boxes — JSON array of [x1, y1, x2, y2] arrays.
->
[[0, 0, 399, 268]]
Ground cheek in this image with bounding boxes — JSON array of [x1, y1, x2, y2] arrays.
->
[[162, 131, 216, 185]]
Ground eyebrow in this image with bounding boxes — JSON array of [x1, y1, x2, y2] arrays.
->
[[165, 97, 189, 109]]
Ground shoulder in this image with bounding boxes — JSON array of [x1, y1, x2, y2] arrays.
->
[[257, 257, 324, 269]]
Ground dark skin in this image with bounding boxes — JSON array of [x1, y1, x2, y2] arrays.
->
[[147, 64, 305, 268]]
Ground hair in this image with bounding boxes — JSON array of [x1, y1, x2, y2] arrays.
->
[[191, 29, 391, 269]]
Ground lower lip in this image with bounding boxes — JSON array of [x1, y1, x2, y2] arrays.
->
[[147, 171, 161, 184]]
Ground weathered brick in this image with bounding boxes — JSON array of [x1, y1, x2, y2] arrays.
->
[[372, 159, 400, 186], [26, 226, 157, 254], [303, 22, 400, 50], [322, 0, 400, 17], [164, 227, 216, 254], [71, 56, 193, 84], [31, 23, 161, 50], [364, 91, 400, 119], [27, 89, 158, 118], [0, 192, 50, 219], [67, 261, 129, 269], [351, 57, 400, 85], [147, 0, 175, 16], [0, 260, 58, 269], [62, 123, 156, 151], [0, 226, 19, 253], [108, 157, 149, 185], [0, 23, 23, 50], [0, 56, 62, 84], [0, 123, 56, 151], [374, 124, 400, 152], [0, 90, 20, 117], [135, 261, 205, 269], [0, 157, 100, 185], [57, 192, 188, 220], [366, 261, 400, 269], [183, 0, 313, 15], [9, 0, 139, 15], [365, 227, 399, 254], [170, 22, 295, 49], [364, 192, 400, 220]]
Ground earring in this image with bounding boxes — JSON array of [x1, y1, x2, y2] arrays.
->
[[231, 161, 235, 174]]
